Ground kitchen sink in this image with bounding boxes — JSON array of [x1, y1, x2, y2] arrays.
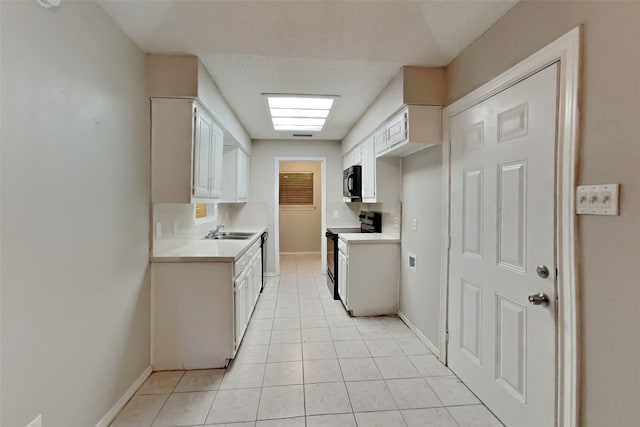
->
[[202, 231, 255, 240]]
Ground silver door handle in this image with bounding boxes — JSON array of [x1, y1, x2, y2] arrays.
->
[[528, 293, 550, 306]]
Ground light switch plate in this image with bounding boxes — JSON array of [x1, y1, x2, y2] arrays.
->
[[576, 184, 619, 215], [408, 252, 417, 272]]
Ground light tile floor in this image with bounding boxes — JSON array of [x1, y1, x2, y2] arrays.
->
[[111, 254, 504, 427]]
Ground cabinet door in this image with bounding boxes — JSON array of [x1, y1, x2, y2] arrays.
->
[[193, 107, 213, 198], [361, 139, 376, 201], [373, 127, 387, 155], [386, 110, 407, 148], [237, 150, 249, 201], [234, 273, 248, 347], [338, 250, 348, 305], [210, 124, 224, 197]]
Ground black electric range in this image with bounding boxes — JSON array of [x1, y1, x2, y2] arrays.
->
[[325, 211, 381, 300]]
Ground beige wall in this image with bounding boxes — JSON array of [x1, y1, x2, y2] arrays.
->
[[399, 146, 443, 351], [1, 2, 150, 426], [447, 1, 640, 425], [231, 140, 359, 274], [279, 161, 323, 253]]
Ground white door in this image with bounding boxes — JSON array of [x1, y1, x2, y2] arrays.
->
[[448, 64, 558, 427], [193, 107, 213, 198]]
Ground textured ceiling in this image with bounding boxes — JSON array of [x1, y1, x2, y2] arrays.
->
[[99, 0, 518, 140]]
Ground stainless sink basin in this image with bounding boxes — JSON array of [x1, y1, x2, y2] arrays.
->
[[202, 231, 255, 240]]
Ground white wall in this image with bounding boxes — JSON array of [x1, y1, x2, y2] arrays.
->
[[446, 3, 640, 425], [231, 139, 359, 274], [398, 147, 443, 351], [1, 2, 150, 426], [279, 161, 323, 253]]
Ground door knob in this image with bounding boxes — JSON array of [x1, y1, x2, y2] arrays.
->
[[528, 292, 550, 306], [536, 265, 550, 279]]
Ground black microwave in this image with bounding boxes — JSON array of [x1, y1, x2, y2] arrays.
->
[[343, 165, 362, 200]]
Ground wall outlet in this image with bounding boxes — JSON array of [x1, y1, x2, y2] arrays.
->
[[333, 210, 339, 218], [408, 252, 417, 272], [155, 221, 162, 239], [26, 415, 42, 427], [171, 220, 178, 235], [394, 216, 399, 226], [412, 218, 418, 231]]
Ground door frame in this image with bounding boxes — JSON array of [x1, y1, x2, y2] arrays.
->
[[439, 27, 581, 427], [273, 156, 327, 275]]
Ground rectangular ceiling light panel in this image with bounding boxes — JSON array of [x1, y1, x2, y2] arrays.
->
[[267, 96, 334, 132]]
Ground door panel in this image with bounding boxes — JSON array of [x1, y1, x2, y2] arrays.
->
[[448, 64, 559, 427]]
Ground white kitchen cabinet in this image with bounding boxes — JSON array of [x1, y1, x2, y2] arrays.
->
[[376, 105, 442, 157], [342, 146, 361, 170], [151, 239, 263, 369], [222, 146, 250, 203], [360, 137, 401, 204], [373, 127, 387, 156], [234, 269, 248, 345], [338, 247, 348, 305], [339, 238, 400, 316], [151, 98, 224, 203], [361, 138, 376, 200]]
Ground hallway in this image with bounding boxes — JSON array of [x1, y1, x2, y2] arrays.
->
[[111, 255, 502, 426]]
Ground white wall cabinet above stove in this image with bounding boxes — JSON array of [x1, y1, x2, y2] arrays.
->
[[151, 98, 224, 203]]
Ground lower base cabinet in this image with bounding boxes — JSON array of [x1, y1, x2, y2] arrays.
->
[[151, 242, 262, 370]]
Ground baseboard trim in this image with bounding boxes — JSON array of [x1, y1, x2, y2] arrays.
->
[[96, 366, 152, 427], [397, 311, 440, 356]]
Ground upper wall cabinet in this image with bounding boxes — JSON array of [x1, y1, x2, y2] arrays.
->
[[376, 105, 442, 157], [342, 66, 446, 157], [222, 146, 250, 203], [146, 54, 251, 153], [151, 98, 224, 203]]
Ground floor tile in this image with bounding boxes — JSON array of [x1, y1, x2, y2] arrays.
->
[[333, 340, 370, 358], [206, 388, 261, 424], [257, 385, 305, 420], [386, 378, 441, 409], [301, 307, 325, 317], [365, 339, 404, 357], [304, 382, 352, 416], [235, 344, 269, 364], [151, 391, 215, 427], [270, 329, 302, 344], [303, 359, 343, 383], [396, 338, 431, 356], [306, 413, 357, 427], [275, 308, 300, 318], [401, 408, 458, 427], [204, 422, 255, 427], [302, 327, 332, 342], [409, 355, 452, 377], [354, 410, 407, 427], [110, 394, 169, 427], [358, 325, 391, 339], [326, 316, 355, 327], [272, 317, 301, 330], [256, 417, 305, 427], [249, 318, 274, 331], [174, 369, 225, 392], [425, 376, 480, 406], [374, 356, 421, 379], [339, 357, 381, 381], [137, 371, 184, 395], [220, 363, 265, 389], [345, 380, 397, 412], [263, 361, 304, 387], [447, 405, 504, 426], [302, 341, 337, 360], [301, 316, 328, 328], [243, 329, 272, 345], [253, 308, 275, 319], [267, 343, 302, 363], [330, 327, 361, 341]]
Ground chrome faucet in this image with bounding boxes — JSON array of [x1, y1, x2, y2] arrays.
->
[[205, 224, 225, 239]]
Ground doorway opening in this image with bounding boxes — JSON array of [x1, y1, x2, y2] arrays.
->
[[274, 157, 327, 275]]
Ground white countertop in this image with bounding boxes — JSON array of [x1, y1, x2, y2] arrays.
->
[[151, 227, 266, 263], [339, 233, 401, 244]]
